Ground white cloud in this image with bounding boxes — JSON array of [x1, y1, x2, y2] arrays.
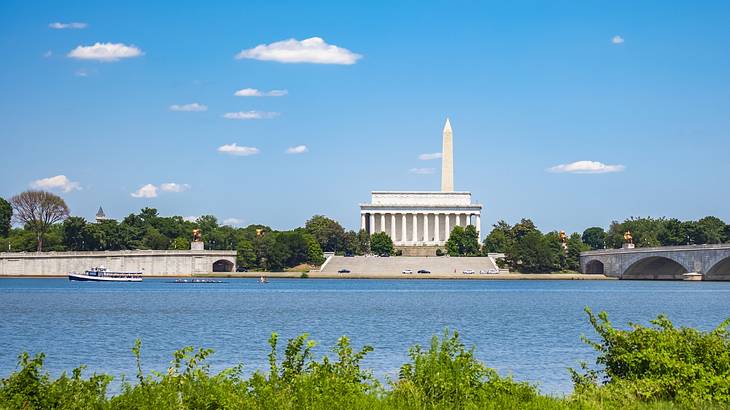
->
[[30, 175, 81, 192], [547, 160, 625, 174], [222, 111, 279, 120], [218, 143, 260, 156], [160, 183, 190, 192], [169, 103, 207, 112], [131, 184, 158, 198], [418, 152, 442, 160], [68, 42, 143, 62], [234, 88, 288, 97], [235, 37, 361, 65], [612, 35, 625, 44], [223, 218, 244, 226], [286, 145, 308, 154], [409, 168, 435, 175], [49, 22, 87, 29]]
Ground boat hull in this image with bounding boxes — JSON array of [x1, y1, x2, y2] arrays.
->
[[68, 273, 142, 282]]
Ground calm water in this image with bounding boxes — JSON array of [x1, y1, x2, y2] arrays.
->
[[1, 278, 729, 395]]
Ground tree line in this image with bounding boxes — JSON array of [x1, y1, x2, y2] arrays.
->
[[2, 190, 729, 273]]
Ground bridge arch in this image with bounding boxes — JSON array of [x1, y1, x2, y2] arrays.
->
[[212, 259, 234, 272], [622, 256, 689, 280], [705, 257, 730, 281], [584, 259, 604, 274]]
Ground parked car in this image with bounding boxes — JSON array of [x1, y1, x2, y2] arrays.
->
[[417, 269, 431, 274], [479, 269, 499, 274], [380, 253, 390, 257], [338, 268, 351, 273], [462, 269, 475, 274], [344, 252, 354, 257], [402, 269, 413, 274]]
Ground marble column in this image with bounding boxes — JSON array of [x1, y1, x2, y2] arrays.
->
[[360, 214, 366, 231], [401, 214, 407, 245], [369, 213, 375, 235], [476, 214, 481, 236], [390, 214, 396, 241], [380, 214, 386, 233], [445, 213, 451, 241], [412, 214, 418, 245], [423, 213, 431, 245], [434, 213, 440, 244]]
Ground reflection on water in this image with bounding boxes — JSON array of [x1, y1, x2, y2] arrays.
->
[[1, 278, 729, 395]]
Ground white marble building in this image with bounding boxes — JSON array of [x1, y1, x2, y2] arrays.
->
[[360, 119, 482, 247]]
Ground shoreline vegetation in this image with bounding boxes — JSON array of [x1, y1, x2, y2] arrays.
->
[[3, 192, 730, 276], [1, 309, 728, 409]]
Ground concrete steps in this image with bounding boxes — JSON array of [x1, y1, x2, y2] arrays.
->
[[322, 255, 499, 274]]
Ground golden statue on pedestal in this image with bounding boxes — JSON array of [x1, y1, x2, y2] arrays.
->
[[623, 231, 633, 244], [192, 229, 202, 242]]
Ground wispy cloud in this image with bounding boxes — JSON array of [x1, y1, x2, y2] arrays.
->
[[235, 37, 361, 65], [218, 143, 260, 156], [286, 145, 308, 154], [612, 35, 625, 44], [49, 22, 87, 29], [75, 69, 90, 77], [234, 88, 288, 97], [43, 50, 53, 58], [131, 184, 158, 198], [169, 103, 207, 112], [547, 160, 625, 174], [223, 217, 244, 226], [222, 111, 279, 120], [418, 152, 442, 160], [409, 168, 435, 175], [30, 175, 81, 193], [68, 42, 143, 62], [160, 183, 190, 192]]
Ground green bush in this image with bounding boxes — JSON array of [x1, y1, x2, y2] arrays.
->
[[571, 308, 730, 407], [2, 314, 730, 409]]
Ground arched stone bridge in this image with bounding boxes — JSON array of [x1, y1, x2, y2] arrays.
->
[[580, 244, 730, 280]]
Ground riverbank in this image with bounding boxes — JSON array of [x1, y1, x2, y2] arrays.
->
[[195, 271, 615, 280], [0, 272, 614, 280]]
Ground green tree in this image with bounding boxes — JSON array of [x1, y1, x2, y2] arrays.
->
[[482, 227, 511, 254], [606, 217, 663, 248], [62, 216, 88, 251], [236, 239, 257, 270], [303, 233, 325, 265], [657, 218, 688, 246], [0, 197, 11, 237], [169, 236, 189, 250], [566, 232, 588, 271], [692, 216, 727, 244], [581, 227, 606, 250], [370, 232, 394, 256], [356, 229, 370, 255], [507, 230, 560, 273], [142, 227, 169, 250], [10, 190, 70, 251], [446, 225, 480, 256], [341, 230, 358, 255], [304, 215, 345, 252]]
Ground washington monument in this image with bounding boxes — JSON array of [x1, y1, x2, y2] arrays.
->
[[441, 118, 454, 192]]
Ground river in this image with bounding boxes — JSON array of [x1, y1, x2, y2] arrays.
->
[[1, 278, 728, 395]]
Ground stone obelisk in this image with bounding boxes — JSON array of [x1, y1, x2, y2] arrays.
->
[[441, 118, 454, 192]]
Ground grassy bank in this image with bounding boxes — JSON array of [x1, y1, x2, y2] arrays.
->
[[1, 309, 728, 409]]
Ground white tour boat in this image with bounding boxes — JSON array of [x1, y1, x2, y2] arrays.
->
[[68, 266, 143, 282]]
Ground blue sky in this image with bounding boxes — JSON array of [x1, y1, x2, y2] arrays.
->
[[1, 0, 729, 234]]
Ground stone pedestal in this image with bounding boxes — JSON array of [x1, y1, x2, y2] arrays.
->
[[191, 241, 204, 251], [622, 243, 635, 249]]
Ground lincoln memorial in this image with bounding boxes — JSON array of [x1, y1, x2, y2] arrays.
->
[[359, 119, 482, 253]]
